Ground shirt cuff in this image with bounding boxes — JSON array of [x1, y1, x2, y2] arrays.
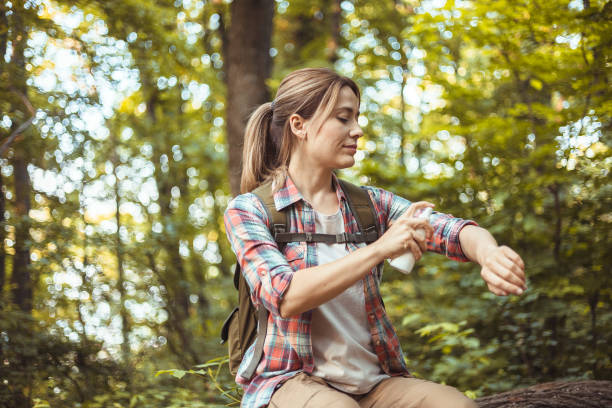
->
[[254, 265, 294, 317], [447, 219, 478, 262]]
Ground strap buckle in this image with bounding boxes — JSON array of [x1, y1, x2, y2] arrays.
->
[[273, 224, 286, 236]]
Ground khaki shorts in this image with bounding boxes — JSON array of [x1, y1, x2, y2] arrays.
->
[[269, 372, 478, 408]]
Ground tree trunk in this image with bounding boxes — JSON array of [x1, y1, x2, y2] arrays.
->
[[327, 0, 341, 63], [11, 146, 32, 312], [7, 0, 32, 314], [0, 172, 5, 299], [0, 1, 8, 78], [0, 2, 6, 298], [475, 380, 612, 408], [225, 0, 274, 196]]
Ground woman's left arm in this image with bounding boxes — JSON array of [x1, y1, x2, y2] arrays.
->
[[459, 225, 527, 296]]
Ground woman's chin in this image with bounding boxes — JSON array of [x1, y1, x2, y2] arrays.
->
[[335, 158, 356, 169]]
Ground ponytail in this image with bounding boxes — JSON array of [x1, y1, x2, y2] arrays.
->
[[240, 102, 275, 194]]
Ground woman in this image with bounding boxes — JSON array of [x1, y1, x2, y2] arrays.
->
[[224, 68, 526, 408]]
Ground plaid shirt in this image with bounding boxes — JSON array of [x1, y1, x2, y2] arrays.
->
[[224, 174, 477, 408]]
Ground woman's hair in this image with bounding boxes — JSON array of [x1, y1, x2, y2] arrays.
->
[[240, 68, 360, 194]]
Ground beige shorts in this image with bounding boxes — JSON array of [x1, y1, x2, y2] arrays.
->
[[269, 372, 478, 408]]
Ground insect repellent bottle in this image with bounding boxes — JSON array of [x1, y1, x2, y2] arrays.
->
[[389, 207, 433, 274]]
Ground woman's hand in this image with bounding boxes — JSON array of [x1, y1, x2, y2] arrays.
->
[[479, 245, 526, 296], [374, 201, 435, 261]]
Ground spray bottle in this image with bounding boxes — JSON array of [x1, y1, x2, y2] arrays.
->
[[388, 207, 433, 274]]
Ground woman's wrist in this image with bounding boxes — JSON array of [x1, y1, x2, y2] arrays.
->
[[367, 239, 389, 264]]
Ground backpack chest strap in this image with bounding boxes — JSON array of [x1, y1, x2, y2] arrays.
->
[[274, 231, 378, 244]]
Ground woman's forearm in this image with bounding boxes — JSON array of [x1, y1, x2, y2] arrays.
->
[[279, 242, 386, 318], [458, 225, 498, 265]]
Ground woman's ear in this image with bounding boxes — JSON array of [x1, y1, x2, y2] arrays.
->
[[289, 113, 307, 140]]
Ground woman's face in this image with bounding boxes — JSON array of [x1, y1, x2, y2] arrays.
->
[[300, 86, 363, 171]]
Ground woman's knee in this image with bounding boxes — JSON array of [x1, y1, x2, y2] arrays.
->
[[360, 377, 476, 408]]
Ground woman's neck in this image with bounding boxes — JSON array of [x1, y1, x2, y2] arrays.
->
[[288, 158, 338, 214]]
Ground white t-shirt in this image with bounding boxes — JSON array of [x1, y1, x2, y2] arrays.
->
[[310, 208, 389, 394]]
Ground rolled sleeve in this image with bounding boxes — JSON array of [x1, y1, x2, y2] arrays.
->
[[429, 213, 477, 262], [224, 193, 294, 317], [376, 187, 477, 262]]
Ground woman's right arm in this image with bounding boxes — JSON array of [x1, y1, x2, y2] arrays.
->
[[224, 194, 295, 318], [279, 240, 386, 318]]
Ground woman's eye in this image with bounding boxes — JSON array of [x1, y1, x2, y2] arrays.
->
[[337, 117, 348, 123]]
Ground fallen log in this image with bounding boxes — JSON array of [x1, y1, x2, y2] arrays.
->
[[475, 380, 612, 408]]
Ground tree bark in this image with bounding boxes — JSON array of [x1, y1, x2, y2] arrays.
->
[[0, 1, 8, 79], [475, 380, 612, 408], [327, 0, 341, 63], [0, 36, 5, 316], [0, 172, 5, 299], [11, 147, 32, 312], [225, 0, 274, 196], [8, 0, 32, 313]]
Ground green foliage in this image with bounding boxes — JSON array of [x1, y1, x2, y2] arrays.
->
[[0, 0, 610, 406], [0, 306, 123, 407], [156, 356, 242, 406]]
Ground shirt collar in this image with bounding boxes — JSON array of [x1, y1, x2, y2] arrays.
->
[[273, 172, 348, 212]]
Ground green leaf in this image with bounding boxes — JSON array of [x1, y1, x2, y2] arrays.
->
[[172, 370, 187, 379]]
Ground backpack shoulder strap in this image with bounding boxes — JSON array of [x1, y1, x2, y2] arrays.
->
[[337, 179, 381, 239], [252, 181, 288, 238]]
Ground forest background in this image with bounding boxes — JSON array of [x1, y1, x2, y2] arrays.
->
[[0, 0, 610, 407]]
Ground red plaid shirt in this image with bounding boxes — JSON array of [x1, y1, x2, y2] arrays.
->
[[224, 175, 476, 408]]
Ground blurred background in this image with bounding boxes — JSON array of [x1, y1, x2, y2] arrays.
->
[[0, 0, 610, 406]]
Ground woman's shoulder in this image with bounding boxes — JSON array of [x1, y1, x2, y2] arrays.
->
[[359, 184, 396, 207], [225, 191, 270, 224]]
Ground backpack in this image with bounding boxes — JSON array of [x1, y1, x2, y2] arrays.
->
[[220, 179, 381, 379]]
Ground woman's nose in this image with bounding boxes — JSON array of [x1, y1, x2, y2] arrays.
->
[[351, 123, 363, 138]]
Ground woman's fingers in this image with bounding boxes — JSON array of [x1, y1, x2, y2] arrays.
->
[[495, 256, 526, 288], [490, 247, 526, 289], [486, 282, 508, 297], [405, 218, 434, 239], [481, 265, 524, 295], [479, 245, 527, 297], [490, 259, 525, 289], [406, 238, 422, 261], [500, 246, 525, 275], [392, 218, 430, 254], [383, 201, 435, 260], [412, 229, 428, 253]]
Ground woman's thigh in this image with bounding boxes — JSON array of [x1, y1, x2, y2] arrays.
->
[[269, 373, 359, 408], [358, 377, 478, 408]]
